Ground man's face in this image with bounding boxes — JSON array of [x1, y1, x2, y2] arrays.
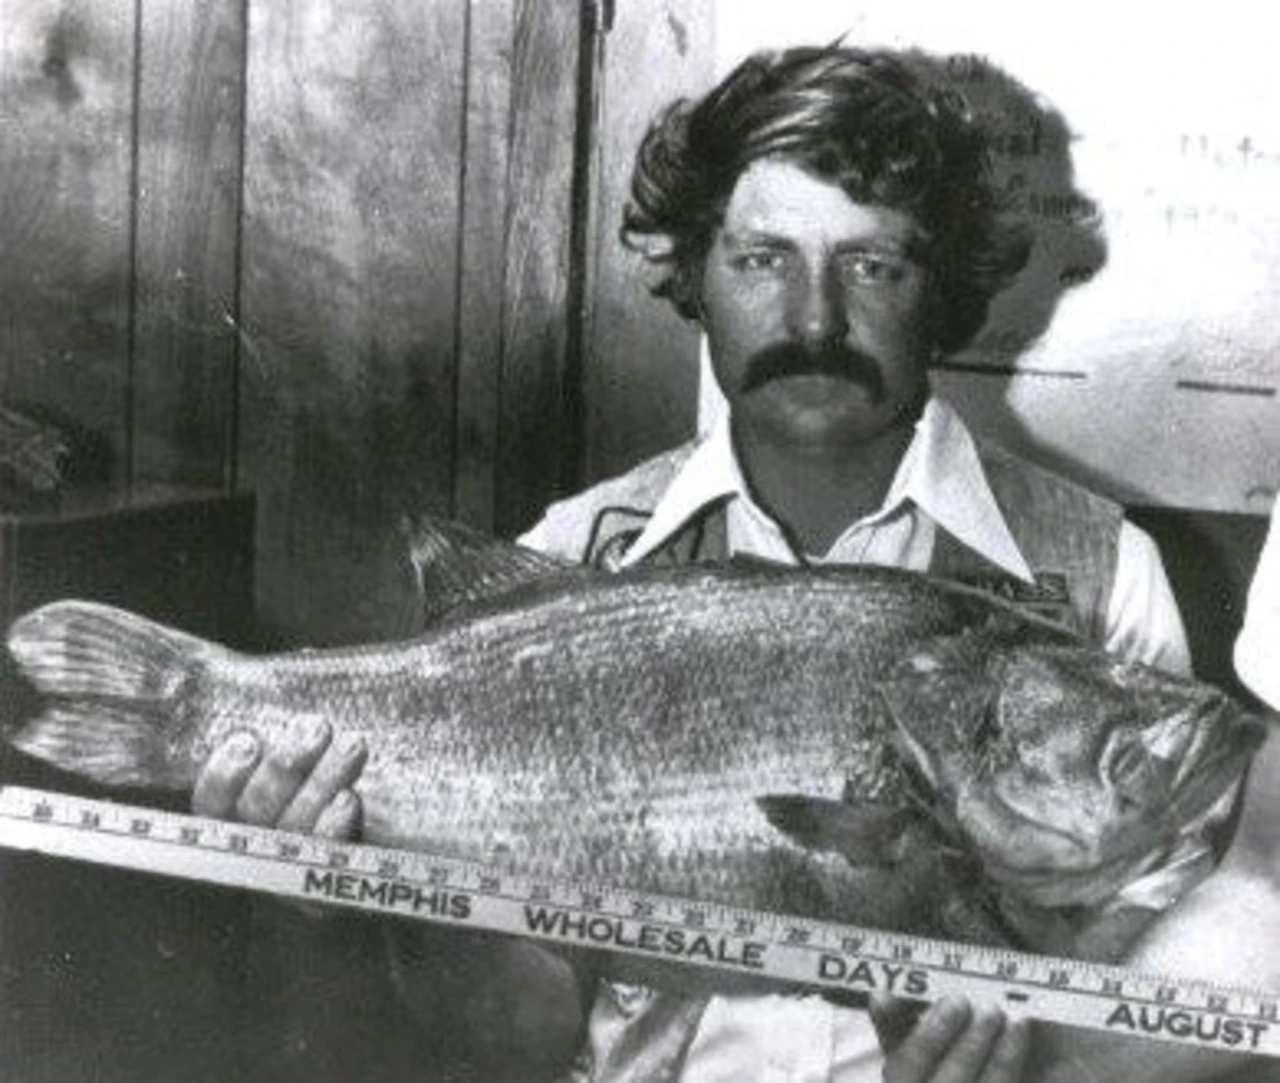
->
[[700, 157, 936, 451]]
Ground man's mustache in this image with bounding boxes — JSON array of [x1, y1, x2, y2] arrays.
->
[[739, 342, 885, 399]]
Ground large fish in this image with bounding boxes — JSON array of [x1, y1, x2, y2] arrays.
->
[[1, 516, 1265, 966]]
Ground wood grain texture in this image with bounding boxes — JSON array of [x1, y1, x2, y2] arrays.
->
[[582, 0, 713, 485], [131, 0, 246, 486], [238, 0, 466, 646], [0, 0, 136, 485], [452, 0, 514, 532], [492, 0, 585, 537]]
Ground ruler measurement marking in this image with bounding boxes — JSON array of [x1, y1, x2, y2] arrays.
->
[[0, 802, 1260, 985], [2, 787, 1277, 1055], [4, 800, 1273, 1011]]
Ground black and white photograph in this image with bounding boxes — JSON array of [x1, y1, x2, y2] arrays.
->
[[0, 1, 1277, 1080]]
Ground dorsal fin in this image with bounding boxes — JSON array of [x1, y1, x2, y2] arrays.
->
[[401, 513, 570, 623]]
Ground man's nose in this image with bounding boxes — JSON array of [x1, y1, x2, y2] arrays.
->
[[785, 265, 850, 346]]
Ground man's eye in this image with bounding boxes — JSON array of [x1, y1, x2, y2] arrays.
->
[[843, 253, 907, 283], [733, 251, 785, 272]]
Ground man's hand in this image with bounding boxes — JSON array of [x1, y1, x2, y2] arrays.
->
[[872, 993, 1030, 1083], [190, 723, 585, 1079], [192, 722, 367, 838]]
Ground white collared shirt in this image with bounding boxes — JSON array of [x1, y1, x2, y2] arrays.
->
[[617, 399, 1189, 674]]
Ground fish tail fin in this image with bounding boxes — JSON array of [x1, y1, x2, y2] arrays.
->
[[5, 601, 214, 789], [10, 702, 186, 790]]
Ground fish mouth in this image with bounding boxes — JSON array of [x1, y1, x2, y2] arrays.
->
[[975, 845, 1166, 909], [1135, 693, 1264, 837], [957, 783, 1171, 907], [956, 694, 1263, 908], [1162, 695, 1255, 791]]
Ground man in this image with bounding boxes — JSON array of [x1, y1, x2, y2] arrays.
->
[[196, 46, 1274, 1082]]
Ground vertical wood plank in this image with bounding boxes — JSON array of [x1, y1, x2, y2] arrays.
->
[[583, 0, 714, 484], [0, 12, 253, 1078], [452, 0, 514, 532], [0, 0, 137, 486], [131, 0, 246, 487], [238, 0, 467, 646], [493, 0, 586, 536]]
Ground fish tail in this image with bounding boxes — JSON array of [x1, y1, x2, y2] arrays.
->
[[5, 601, 215, 789]]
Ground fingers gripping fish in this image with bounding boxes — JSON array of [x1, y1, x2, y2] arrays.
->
[[2, 515, 1265, 970]]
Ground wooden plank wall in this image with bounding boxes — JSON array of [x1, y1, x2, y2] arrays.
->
[[237, 0, 470, 646], [0, 0, 603, 648], [583, 0, 714, 484], [132, 1, 245, 487], [0, 0, 135, 485], [491, 1, 589, 535], [0, 3, 606, 1079]]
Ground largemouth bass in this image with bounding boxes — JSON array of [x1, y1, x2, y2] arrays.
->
[[2, 517, 1265, 964]]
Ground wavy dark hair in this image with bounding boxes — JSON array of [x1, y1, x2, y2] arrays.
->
[[622, 45, 1032, 355]]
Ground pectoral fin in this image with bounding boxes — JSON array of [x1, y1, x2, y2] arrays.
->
[[756, 795, 912, 866]]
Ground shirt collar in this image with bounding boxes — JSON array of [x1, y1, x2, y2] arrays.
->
[[892, 399, 1034, 582], [618, 417, 741, 567], [619, 397, 1033, 582]]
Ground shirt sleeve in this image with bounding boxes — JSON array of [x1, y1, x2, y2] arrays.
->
[[1234, 503, 1280, 708], [1104, 520, 1192, 677]]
